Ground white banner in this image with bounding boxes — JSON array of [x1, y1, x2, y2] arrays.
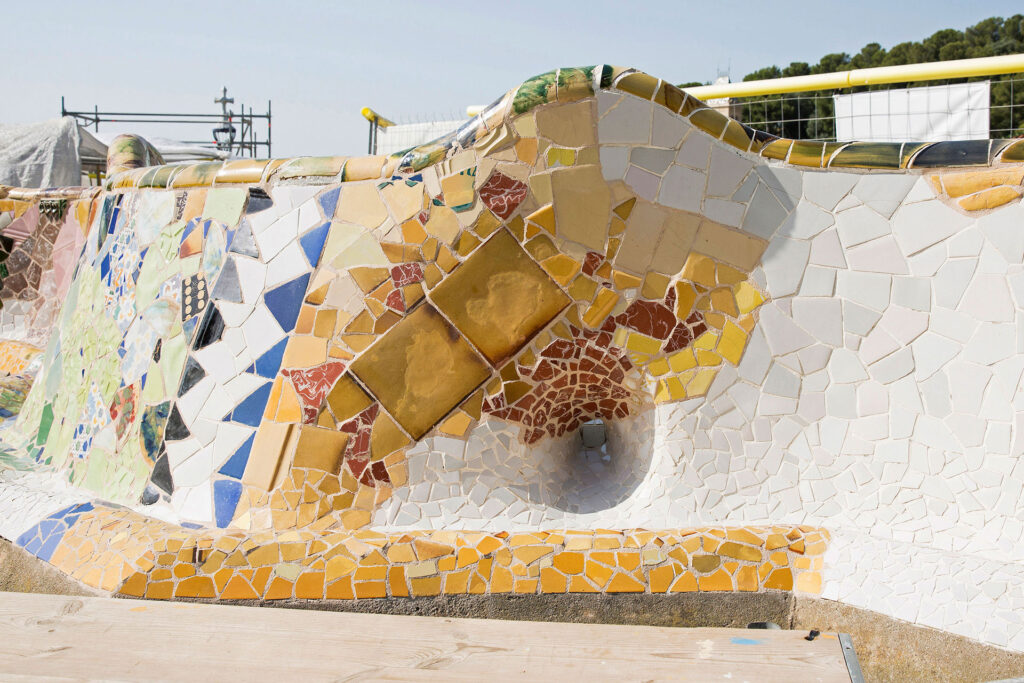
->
[[833, 81, 990, 142], [376, 120, 466, 157]]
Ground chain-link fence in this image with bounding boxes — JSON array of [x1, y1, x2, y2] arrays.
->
[[727, 74, 1024, 142], [373, 113, 468, 157]]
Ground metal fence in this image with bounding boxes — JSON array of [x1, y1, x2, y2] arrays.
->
[[726, 73, 1024, 142]]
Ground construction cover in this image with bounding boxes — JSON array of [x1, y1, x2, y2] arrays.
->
[[0, 117, 82, 188]]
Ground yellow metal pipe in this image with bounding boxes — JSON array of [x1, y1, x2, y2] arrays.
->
[[684, 53, 1024, 100], [360, 107, 395, 128]]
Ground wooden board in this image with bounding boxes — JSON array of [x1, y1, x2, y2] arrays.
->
[[0, 591, 852, 681]]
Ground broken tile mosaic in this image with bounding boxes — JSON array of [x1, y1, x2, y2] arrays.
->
[[0, 64, 1023, 655]]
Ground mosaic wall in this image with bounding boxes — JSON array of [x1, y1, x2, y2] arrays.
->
[[1, 65, 1024, 652]]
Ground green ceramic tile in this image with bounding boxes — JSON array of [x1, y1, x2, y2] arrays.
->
[[829, 143, 902, 169]]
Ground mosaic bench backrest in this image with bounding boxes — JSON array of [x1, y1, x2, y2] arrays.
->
[[1, 67, 1023, 639]]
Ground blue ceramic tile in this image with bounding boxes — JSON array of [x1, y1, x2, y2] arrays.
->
[[228, 218, 260, 258], [318, 187, 340, 220], [182, 315, 199, 340], [213, 479, 243, 528], [15, 502, 95, 562], [254, 337, 288, 378], [263, 273, 310, 333], [210, 257, 243, 303], [245, 188, 273, 215], [299, 221, 330, 267], [218, 432, 255, 479], [180, 217, 203, 247], [231, 382, 272, 427]]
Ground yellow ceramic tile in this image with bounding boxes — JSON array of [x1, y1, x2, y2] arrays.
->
[[242, 422, 296, 491], [541, 253, 581, 286], [438, 411, 473, 436], [958, 186, 1022, 211], [693, 221, 767, 272], [550, 166, 610, 251], [641, 272, 671, 300], [582, 287, 619, 328], [349, 267, 390, 293], [324, 374, 373, 423], [526, 204, 556, 234], [606, 572, 644, 593], [626, 332, 660, 354], [535, 99, 596, 147], [612, 270, 642, 289], [680, 253, 717, 288], [350, 304, 491, 439], [281, 336, 328, 369], [545, 147, 575, 168], [441, 172, 476, 208], [716, 321, 747, 365], [291, 426, 349, 475], [429, 230, 570, 366], [369, 411, 411, 461], [733, 281, 765, 314]]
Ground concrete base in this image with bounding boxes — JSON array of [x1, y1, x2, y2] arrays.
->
[[3, 535, 1022, 681], [793, 597, 1024, 683], [0, 537, 97, 598]]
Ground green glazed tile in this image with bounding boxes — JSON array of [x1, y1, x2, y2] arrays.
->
[[788, 141, 825, 167], [721, 119, 752, 152], [910, 140, 990, 168], [678, 93, 706, 117], [556, 66, 594, 102], [747, 128, 776, 155], [829, 143, 902, 169], [899, 142, 930, 168], [615, 71, 659, 100], [202, 188, 247, 227], [170, 162, 223, 188], [999, 140, 1024, 163], [656, 82, 686, 113], [760, 139, 792, 161], [989, 139, 1018, 163], [139, 165, 182, 189], [277, 157, 346, 179], [688, 108, 728, 139], [513, 70, 558, 115], [822, 142, 845, 165]]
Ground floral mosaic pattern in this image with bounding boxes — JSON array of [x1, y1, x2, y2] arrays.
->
[[0, 65, 1023, 653]]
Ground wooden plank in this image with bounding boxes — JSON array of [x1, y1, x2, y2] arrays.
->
[[0, 592, 851, 681]]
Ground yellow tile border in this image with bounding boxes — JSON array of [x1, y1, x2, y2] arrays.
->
[[45, 504, 827, 601]]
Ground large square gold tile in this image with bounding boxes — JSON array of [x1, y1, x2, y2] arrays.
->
[[429, 229, 570, 365], [350, 304, 491, 439]]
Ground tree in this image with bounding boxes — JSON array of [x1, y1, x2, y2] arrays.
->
[[704, 15, 1024, 140]]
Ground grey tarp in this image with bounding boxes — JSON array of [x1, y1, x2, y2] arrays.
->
[[0, 117, 82, 188]]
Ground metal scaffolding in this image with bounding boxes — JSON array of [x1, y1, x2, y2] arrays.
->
[[60, 88, 272, 159]]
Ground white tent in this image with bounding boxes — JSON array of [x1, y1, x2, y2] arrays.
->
[[0, 116, 231, 188], [0, 118, 83, 188]]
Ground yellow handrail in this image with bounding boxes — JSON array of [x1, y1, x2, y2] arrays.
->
[[684, 53, 1024, 100]]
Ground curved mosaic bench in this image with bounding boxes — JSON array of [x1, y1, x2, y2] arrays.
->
[[1, 66, 1023, 651]]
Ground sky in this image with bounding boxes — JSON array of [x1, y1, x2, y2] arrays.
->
[[5, 1, 1021, 158]]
